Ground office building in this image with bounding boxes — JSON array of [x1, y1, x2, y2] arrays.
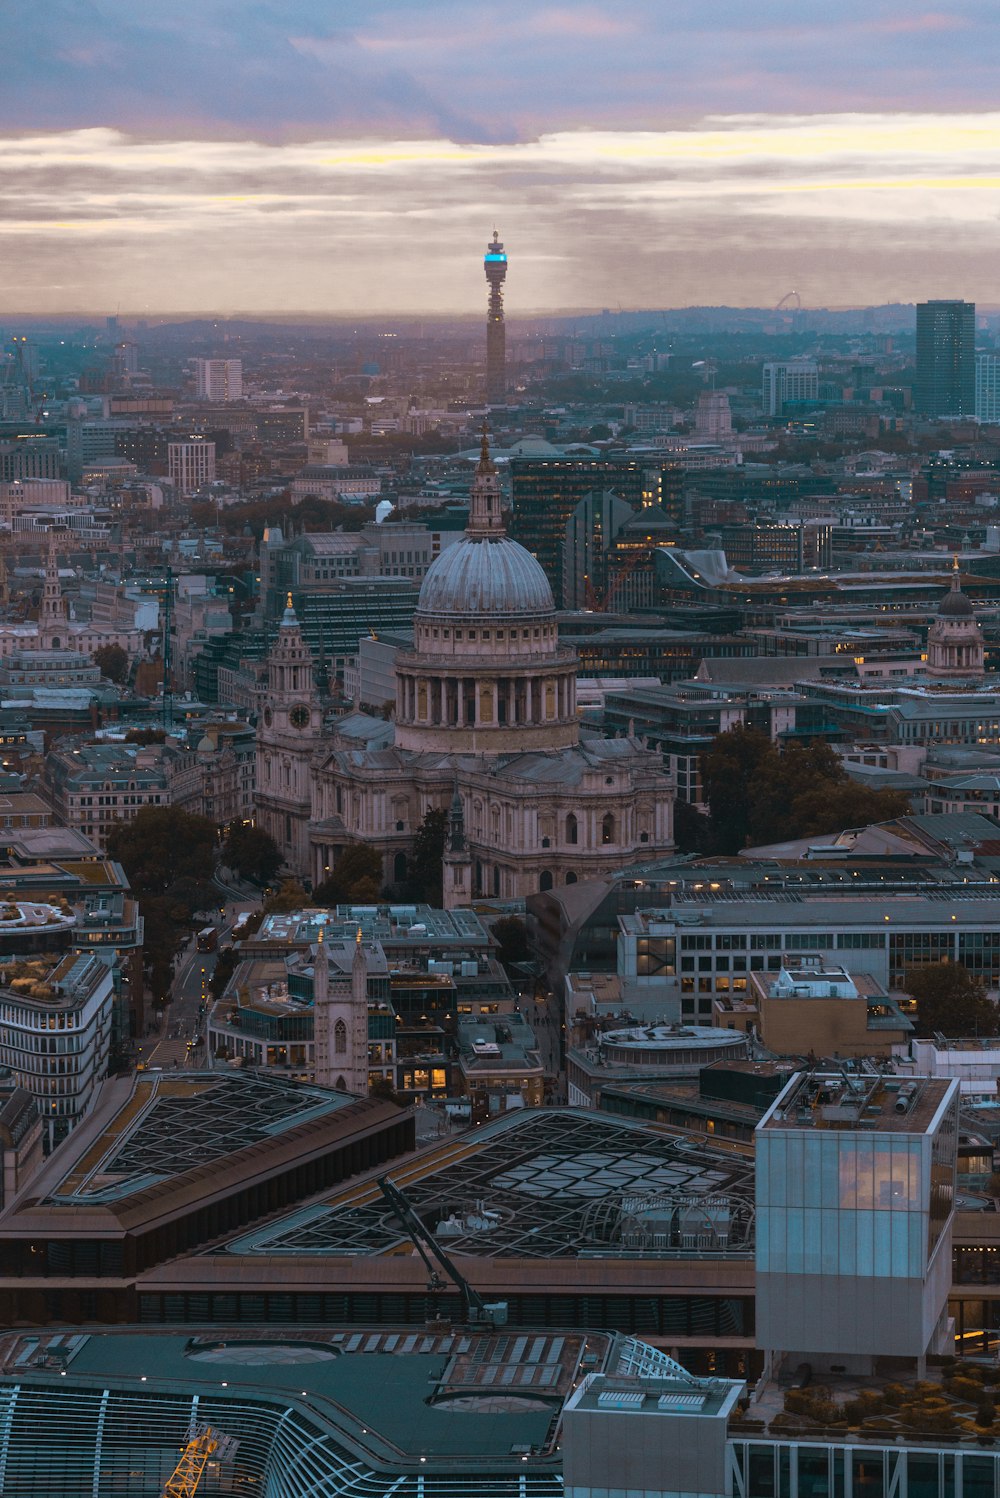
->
[[193, 356, 243, 401], [510, 457, 647, 602], [975, 352, 1000, 424], [756, 1071, 959, 1368], [484, 229, 507, 404], [761, 360, 818, 417], [0, 953, 115, 1150], [167, 436, 216, 496], [915, 300, 975, 418]]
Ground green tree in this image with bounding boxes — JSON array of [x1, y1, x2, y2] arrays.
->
[[106, 807, 218, 897], [263, 878, 310, 914], [407, 807, 448, 905], [492, 915, 531, 970], [93, 642, 129, 683], [673, 797, 711, 854], [209, 944, 239, 1002], [313, 842, 384, 905], [700, 725, 778, 853], [904, 962, 1000, 1039], [222, 822, 283, 886], [106, 808, 220, 1004]]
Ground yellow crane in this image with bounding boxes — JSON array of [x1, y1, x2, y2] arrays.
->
[[163, 1425, 236, 1498]]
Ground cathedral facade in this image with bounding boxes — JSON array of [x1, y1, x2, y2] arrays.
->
[[256, 436, 674, 901]]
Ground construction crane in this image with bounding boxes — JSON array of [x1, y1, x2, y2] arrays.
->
[[377, 1176, 508, 1328], [162, 1425, 237, 1498]]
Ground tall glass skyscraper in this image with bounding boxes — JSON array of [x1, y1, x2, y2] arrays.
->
[[915, 300, 975, 418]]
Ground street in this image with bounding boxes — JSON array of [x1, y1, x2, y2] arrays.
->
[[137, 889, 258, 1073]]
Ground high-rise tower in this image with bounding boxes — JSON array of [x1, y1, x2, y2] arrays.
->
[[916, 300, 975, 418], [484, 230, 507, 405]]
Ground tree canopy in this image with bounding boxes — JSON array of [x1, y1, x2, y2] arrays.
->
[[313, 842, 384, 905], [94, 643, 129, 683], [699, 728, 911, 854], [406, 807, 448, 906], [903, 962, 1000, 1039], [106, 807, 220, 1004], [222, 821, 283, 886]]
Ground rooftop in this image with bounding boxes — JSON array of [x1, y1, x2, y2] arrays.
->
[[220, 1108, 755, 1260], [761, 1071, 956, 1134], [35, 1070, 356, 1205]]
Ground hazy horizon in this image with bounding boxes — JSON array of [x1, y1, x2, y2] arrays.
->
[[3, 4, 999, 317]]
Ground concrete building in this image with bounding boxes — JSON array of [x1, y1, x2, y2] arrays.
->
[[715, 962, 913, 1059], [167, 437, 216, 496], [484, 228, 508, 404], [0, 952, 115, 1149], [761, 360, 819, 417], [193, 357, 242, 401], [975, 352, 1000, 424]]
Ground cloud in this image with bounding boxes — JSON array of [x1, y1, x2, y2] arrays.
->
[[0, 1, 994, 137], [1, 114, 999, 314]]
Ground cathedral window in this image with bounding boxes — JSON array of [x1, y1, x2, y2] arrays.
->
[[602, 813, 615, 844], [565, 813, 578, 845], [334, 1020, 347, 1054], [539, 871, 553, 892]]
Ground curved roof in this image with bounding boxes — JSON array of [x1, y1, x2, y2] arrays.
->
[[937, 586, 974, 619], [417, 535, 553, 618]]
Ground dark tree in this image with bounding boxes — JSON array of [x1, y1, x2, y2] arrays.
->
[[210, 945, 239, 1002], [263, 879, 310, 913], [94, 643, 129, 683], [407, 807, 448, 905], [904, 962, 1000, 1039], [700, 725, 777, 853], [313, 842, 384, 905], [106, 807, 218, 898], [700, 727, 911, 852], [106, 808, 220, 1004], [222, 822, 283, 886], [673, 797, 711, 854], [492, 915, 531, 970]]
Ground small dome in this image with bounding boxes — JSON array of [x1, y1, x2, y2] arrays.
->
[[196, 734, 215, 755], [938, 587, 974, 619], [417, 536, 554, 619]]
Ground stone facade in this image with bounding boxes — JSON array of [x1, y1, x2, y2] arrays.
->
[[256, 437, 675, 900]]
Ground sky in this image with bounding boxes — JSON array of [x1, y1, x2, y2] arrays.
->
[[2, 0, 1000, 315]]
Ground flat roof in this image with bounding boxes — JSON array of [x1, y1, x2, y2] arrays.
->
[[761, 1073, 956, 1135], [2, 1326, 596, 1463]]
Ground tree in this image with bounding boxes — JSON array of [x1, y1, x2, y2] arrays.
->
[[904, 962, 1000, 1039], [700, 725, 777, 853], [492, 915, 531, 970], [700, 727, 911, 853], [263, 879, 310, 914], [106, 807, 218, 898], [312, 842, 384, 905], [222, 822, 283, 886], [673, 797, 711, 854], [106, 808, 220, 1004], [94, 643, 129, 683], [407, 807, 448, 905]]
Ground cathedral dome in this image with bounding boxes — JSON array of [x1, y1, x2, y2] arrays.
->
[[417, 535, 553, 619], [937, 587, 973, 619]]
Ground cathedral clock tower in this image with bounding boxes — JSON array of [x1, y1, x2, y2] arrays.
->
[[256, 595, 322, 874]]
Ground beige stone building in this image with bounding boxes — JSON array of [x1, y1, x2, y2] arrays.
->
[[256, 435, 675, 901]]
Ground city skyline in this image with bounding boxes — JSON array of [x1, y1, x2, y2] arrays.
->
[[2, 1, 999, 315]]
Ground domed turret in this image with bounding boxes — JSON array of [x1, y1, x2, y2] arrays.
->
[[926, 558, 984, 678]]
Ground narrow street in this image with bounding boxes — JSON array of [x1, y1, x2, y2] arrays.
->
[[138, 892, 258, 1072]]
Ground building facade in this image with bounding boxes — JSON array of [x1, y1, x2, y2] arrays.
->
[[916, 300, 975, 418]]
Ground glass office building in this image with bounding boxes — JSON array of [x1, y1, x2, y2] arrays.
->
[[756, 1072, 959, 1367]]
